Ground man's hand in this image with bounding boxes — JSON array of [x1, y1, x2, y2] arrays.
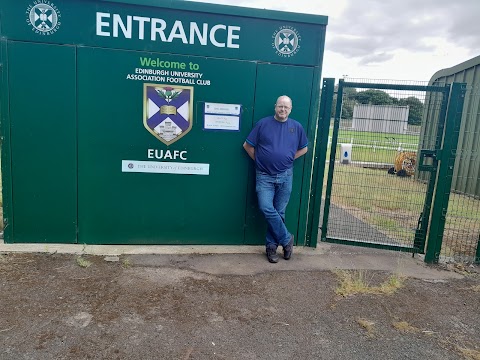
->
[[294, 147, 308, 159], [243, 142, 255, 160]]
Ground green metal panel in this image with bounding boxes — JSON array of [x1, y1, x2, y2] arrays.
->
[[297, 67, 322, 245], [7, 41, 77, 243], [0, 38, 13, 241], [0, 0, 327, 246], [414, 85, 450, 250], [306, 78, 334, 247], [425, 83, 467, 263], [320, 79, 343, 243], [1, 0, 326, 67], [451, 68, 475, 195], [244, 63, 315, 245], [77, 47, 256, 244], [428, 55, 480, 197], [428, 57, 480, 262]]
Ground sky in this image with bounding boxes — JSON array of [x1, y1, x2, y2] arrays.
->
[[188, 0, 479, 83]]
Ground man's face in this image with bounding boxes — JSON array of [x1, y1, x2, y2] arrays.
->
[[274, 97, 292, 122]]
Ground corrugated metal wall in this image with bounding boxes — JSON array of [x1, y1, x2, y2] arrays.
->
[[422, 55, 480, 262], [426, 55, 480, 197]]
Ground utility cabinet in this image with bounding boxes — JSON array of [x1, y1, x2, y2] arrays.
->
[[0, 0, 327, 245]]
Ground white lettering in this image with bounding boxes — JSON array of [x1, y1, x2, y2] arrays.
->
[[164, 150, 173, 160], [210, 24, 226, 47], [96, 12, 110, 37], [168, 20, 188, 44], [147, 149, 188, 160], [95, 13, 241, 49], [113, 14, 132, 38], [133, 16, 150, 40], [227, 26, 241, 48], [151, 18, 167, 41], [189, 22, 208, 45]]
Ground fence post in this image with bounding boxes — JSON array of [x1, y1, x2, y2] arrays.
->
[[306, 78, 335, 247], [425, 82, 467, 263], [321, 79, 344, 242]]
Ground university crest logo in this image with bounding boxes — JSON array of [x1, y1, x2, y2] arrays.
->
[[26, 2, 62, 35], [143, 84, 194, 145], [272, 26, 301, 58]]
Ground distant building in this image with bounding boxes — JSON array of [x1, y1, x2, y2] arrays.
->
[[352, 104, 409, 134]]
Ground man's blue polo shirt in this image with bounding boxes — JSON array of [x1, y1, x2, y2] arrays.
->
[[246, 116, 308, 175]]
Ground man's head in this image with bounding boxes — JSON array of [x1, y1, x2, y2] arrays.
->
[[274, 95, 292, 122]]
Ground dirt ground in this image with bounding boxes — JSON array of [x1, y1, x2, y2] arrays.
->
[[1, 252, 479, 360]]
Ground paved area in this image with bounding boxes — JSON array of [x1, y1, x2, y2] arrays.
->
[[321, 203, 399, 245], [1, 241, 479, 359], [0, 239, 462, 279]]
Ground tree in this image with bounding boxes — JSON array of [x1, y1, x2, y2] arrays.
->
[[354, 89, 395, 105], [331, 86, 357, 120], [329, 87, 424, 125], [398, 96, 424, 125]]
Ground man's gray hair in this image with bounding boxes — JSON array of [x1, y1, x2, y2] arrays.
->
[[276, 95, 292, 106]]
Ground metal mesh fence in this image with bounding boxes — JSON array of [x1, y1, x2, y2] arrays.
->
[[440, 85, 480, 262], [324, 79, 447, 249]]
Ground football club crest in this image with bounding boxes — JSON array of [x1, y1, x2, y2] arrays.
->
[[143, 84, 194, 145]]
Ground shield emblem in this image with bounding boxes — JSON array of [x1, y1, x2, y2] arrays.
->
[[143, 84, 194, 145]]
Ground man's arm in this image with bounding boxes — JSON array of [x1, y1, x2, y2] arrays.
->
[[243, 142, 255, 160], [294, 146, 308, 159]]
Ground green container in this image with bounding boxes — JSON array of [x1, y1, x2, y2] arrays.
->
[[0, 0, 327, 245]]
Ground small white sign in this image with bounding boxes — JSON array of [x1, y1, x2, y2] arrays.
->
[[204, 102, 241, 115], [204, 114, 240, 131], [122, 160, 209, 175]]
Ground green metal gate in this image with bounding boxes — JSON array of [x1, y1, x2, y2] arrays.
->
[[308, 79, 467, 259]]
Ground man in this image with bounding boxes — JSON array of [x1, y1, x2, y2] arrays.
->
[[243, 95, 308, 263]]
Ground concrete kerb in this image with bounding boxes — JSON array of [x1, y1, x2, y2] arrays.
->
[[0, 239, 464, 280]]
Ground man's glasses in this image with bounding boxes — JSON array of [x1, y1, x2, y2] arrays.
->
[[276, 105, 291, 110]]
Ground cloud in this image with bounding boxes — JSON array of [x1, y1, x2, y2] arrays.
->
[[189, 0, 480, 68], [327, 0, 480, 61], [358, 52, 395, 65]]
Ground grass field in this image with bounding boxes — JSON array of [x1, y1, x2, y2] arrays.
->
[[327, 128, 420, 164], [336, 129, 419, 146]]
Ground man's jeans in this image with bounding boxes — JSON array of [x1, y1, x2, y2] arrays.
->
[[256, 169, 293, 248]]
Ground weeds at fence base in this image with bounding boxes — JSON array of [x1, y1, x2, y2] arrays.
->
[[122, 257, 132, 269], [334, 269, 405, 297], [76, 256, 92, 268]]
